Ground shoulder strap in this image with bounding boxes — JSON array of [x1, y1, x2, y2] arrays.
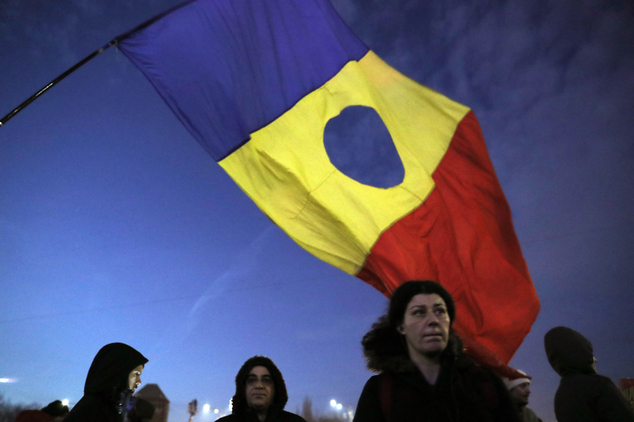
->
[[379, 372, 392, 422]]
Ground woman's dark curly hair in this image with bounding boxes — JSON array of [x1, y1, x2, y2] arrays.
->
[[231, 356, 288, 415], [388, 280, 455, 327], [361, 280, 457, 369]]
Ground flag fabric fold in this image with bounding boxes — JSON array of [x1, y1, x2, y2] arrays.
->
[[118, 0, 539, 374]]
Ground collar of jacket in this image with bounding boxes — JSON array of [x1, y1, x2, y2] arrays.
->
[[366, 335, 464, 374]]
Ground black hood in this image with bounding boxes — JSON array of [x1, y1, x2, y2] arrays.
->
[[544, 326, 595, 376], [84, 342, 148, 395], [231, 356, 288, 417]]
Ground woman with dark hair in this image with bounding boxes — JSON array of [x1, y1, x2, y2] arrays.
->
[[353, 280, 518, 422]]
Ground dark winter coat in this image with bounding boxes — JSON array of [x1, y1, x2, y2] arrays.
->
[[544, 326, 634, 422], [519, 406, 541, 422], [218, 356, 306, 422], [65, 343, 148, 422], [353, 336, 519, 422], [217, 410, 306, 422]]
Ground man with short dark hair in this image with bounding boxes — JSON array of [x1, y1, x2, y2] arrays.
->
[[218, 356, 306, 422], [503, 370, 542, 422]]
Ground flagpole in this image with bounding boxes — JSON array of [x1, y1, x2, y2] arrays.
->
[[0, 41, 115, 127], [0, 0, 196, 128]]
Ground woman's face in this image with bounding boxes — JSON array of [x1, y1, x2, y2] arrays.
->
[[128, 364, 144, 391], [399, 293, 451, 360]]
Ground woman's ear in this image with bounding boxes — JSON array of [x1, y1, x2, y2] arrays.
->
[[397, 325, 405, 334]]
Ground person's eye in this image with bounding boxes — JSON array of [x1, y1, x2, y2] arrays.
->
[[435, 308, 446, 315]]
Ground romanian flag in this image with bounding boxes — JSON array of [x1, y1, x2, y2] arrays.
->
[[118, 0, 539, 376]]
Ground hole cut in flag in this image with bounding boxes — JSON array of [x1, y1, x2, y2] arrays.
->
[[323, 105, 405, 189]]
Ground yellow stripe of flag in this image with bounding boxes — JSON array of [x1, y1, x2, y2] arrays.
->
[[220, 51, 470, 273]]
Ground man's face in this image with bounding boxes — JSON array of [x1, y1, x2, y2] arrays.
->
[[245, 366, 275, 412], [128, 364, 144, 391], [510, 382, 531, 406]]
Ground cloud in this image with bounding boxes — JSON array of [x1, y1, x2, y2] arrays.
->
[[184, 226, 275, 334], [145, 226, 276, 361], [295, 314, 374, 342], [337, 0, 633, 123]]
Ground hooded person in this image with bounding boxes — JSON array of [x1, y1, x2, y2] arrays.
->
[[217, 356, 306, 422], [544, 326, 634, 422], [353, 280, 519, 422], [65, 343, 148, 422], [41, 400, 69, 422]]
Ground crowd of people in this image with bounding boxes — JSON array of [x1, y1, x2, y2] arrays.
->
[[12, 280, 634, 422], [14, 400, 69, 422], [349, 280, 634, 422]]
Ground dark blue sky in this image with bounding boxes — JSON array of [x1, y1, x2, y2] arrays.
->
[[1, 1, 633, 421]]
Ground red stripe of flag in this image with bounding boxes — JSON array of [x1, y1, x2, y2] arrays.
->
[[357, 111, 539, 377]]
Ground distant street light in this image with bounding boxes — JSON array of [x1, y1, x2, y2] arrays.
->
[[203, 404, 210, 413], [62, 399, 69, 407], [329, 399, 352, 419]]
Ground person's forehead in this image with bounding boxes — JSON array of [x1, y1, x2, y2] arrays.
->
[[514, 381, 530, 389], [248, 365, 271, 376], [407, 293, 445, 308], [130, 364, 144, 373]]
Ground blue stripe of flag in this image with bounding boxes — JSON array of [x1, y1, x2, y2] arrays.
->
[[119, 0, 368, 161]]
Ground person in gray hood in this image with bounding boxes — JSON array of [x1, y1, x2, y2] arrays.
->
[[544, 326, 634, 422]]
